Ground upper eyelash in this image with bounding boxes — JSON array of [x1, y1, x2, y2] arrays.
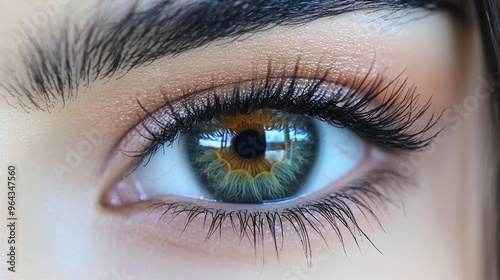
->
[[126, 67, 441, 168]]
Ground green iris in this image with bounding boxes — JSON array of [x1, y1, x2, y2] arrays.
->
[[185, 109, 318, 203]]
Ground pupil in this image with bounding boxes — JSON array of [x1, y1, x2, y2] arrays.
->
[[185, 109, 318, 204], [232, 130, 266, 159]]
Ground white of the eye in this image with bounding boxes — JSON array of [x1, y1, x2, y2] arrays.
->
[[134, 135, 214, 200], [133, 120, 366, 201], [297, 120, 366, 198]]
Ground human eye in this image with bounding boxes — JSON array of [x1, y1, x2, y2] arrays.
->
[[3, 0, 487, 278], [101, 64, 439, 261]]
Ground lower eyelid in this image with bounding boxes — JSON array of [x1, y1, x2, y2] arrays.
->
[[100, 125, 418, 263], [99, 144, 408, 261], [100, 143, 410, 248]]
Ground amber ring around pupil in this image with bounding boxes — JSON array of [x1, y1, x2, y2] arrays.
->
[[185, 109, 319, 204]]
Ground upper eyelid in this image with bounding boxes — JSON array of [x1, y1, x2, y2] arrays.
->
[[0, 0, 465, 111], [114, 70, 439, 175]]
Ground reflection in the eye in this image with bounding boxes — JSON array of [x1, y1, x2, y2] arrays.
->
[[187, 109, 318, 203], [197, 124, 312, 163]]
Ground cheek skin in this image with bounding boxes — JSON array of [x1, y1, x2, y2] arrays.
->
[[0, 5, 485, 280]]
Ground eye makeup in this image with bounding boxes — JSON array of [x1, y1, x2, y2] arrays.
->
[[84, 9, 466, 266], [119, 65, 438, 167], [100, 61, 441, 263]]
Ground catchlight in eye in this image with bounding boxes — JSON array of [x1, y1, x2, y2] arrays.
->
[[185, 109, 318, 203], [104, 107, 367, 207]]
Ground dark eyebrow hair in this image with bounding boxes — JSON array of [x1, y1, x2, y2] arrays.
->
[[1, 0, 464, 111]]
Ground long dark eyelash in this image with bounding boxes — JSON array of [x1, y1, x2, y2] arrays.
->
[[119, 67, 438, 263], [141, 169, 409, 265], [127, 68, 440, 167]]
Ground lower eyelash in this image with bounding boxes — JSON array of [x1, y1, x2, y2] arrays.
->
[[138, 168, 411, 264]]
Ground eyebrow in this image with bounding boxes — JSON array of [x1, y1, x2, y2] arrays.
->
[[1, 0, 463, 111]]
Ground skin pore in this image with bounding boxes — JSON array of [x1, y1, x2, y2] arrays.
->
[[0, 0, 489, 279]]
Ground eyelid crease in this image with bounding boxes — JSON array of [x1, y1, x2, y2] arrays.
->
[[117, 65, 442, 174]]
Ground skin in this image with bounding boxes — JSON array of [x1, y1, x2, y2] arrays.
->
[[0, 0, 490, 279]]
